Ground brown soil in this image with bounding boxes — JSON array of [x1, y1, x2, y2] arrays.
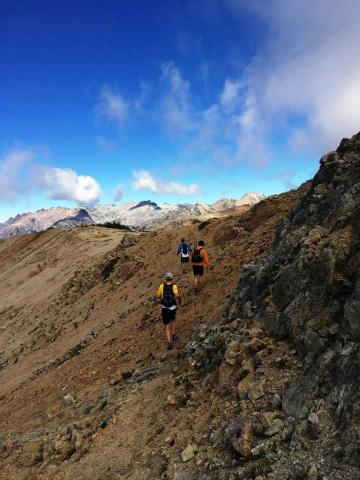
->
[[0, 190, 304, 480]]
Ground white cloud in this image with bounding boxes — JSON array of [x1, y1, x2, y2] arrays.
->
[[0, 146, 101, 205], [160, 62, 197, 136], [113, 184, 124, 202], [225, 0, 360, 154], [234, 94, 271, 168], [0, 148, 34, 201], [155, 2, 360, 168], [38, 167, 101, 205], [158, 62, 271, 167], [220, 79, 243, 108], [96, 85, 128, 129], [131, 170, 200, 196]]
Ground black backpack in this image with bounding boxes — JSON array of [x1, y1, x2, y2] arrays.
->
[[161, 283, 177, 308], [192, 247, 203, 263], [181, 243, 188, 255]]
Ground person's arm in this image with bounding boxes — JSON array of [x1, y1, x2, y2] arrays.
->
[[188, 243, 192, 253], [155, 284, 163, 300], [173, 284, 182, 304], [202, 249, 209, 269]]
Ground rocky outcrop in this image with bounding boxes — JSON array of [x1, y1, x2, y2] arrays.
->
[[52, 208, 94, 228], [129, 200, 161, 210], [59, 241, 144, 304], [226, 132, 360, 469]]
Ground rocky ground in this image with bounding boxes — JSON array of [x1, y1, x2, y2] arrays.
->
[[0, 133, 359, 480]]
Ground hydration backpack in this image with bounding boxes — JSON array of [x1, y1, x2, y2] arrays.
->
[[161, 283, 176, 308], [192, 247, 203, 263], [181, 243, 188, 255]]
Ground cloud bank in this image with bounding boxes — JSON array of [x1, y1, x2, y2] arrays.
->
[[225, 0, 360, 155], [131, 170, 200, 196], [0, 147, 101, 205], [153, 1, 360, 168]]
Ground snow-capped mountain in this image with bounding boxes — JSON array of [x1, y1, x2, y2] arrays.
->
[[87, 201, 179, 227], [212, 192, 266, 211], [0, 193, 265, 239]]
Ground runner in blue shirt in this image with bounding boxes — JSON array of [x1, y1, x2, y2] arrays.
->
[[177, 238, 192, 272]]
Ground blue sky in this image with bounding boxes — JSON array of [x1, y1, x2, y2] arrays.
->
[[1, 0, 360, 222]]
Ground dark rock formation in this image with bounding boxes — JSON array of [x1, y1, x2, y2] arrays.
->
[[226, 132, 360, 467], [129, 200, 161, 210], [52, 208, 94, 228]]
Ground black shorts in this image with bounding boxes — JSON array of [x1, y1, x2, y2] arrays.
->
[[192, 265, 204, 276], [180, 256, 190, 263], [162, 308, 177, 325]]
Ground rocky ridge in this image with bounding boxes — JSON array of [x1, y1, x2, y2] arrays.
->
[[206, 132, 360, 477]]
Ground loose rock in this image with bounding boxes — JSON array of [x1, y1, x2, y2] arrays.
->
[[181, 444, 197, 462]]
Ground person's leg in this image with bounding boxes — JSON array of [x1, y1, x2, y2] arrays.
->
[[171, 309, 178, 340], [165, 324, 172, 343], [162, 309, 173, 347], [171, 310, 177, 336], [198, 266, 204, 288], [194, 274, 200, 291], [192, 266, 197, 285], [182, 259, 187, 273]]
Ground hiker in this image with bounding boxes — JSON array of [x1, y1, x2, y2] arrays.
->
[[156, 272, 181, 350], [177, 238, 192, 271], [191, 240, 209, 290]]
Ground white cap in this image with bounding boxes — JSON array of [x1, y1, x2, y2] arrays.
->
[[165, 272, 173, 280]]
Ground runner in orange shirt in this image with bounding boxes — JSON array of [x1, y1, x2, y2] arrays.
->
[[191, 240, 209, 291]]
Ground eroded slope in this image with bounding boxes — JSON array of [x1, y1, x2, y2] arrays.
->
[[0, 190, 302, 480]]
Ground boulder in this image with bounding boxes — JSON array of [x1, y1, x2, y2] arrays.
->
[[54, 438, 75, 459], [62, 393, 76, 406], [181, 444, 198, 462], [226, 416, 264, 458], [271, 393, 282, 410], [218, 361, 236, 388], [307, 463, 319, 480], [307, 412, 320, 439], [248, 381, 266, 403], [225, 340, 240, 365], [237, 372, 255, 399]]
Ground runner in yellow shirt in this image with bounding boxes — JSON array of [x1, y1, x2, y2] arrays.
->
[[156, 272, 181, 350]]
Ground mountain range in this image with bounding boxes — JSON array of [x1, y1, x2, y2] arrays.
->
[[0, 192, 265, 239]]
